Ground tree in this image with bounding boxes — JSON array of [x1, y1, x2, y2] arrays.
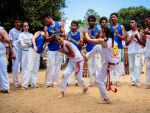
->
[[118, 6, 150, 31], [0, 0, 66, 32], [84, 9, 100, 23]]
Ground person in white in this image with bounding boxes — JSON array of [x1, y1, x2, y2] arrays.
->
[[126, 18, 143, 87], [22, 29, 47, 89], [84, 27, 119, 104], [0, 26, 16, 93], [18, 22, 33, 85], [53, 33, 88, 98], [9, 17, 22, 87], [142, 15, 150, 89]]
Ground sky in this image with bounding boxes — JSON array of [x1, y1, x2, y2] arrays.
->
[[63, 0, 150, 20]]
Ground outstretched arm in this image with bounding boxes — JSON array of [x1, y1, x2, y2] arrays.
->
[[84, 29, 107, 48]]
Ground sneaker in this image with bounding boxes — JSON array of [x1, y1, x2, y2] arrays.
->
[[1, 89, 9, 93], [135, 83, 142, 88], [83, 87, 88, 93], [15, 84, 20, 88], [99, 98, 111, 104]]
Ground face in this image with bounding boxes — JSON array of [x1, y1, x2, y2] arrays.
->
[[111, 15, 118, 24], [144, 17, 150, 27], [23, 22, 29, 32], [130, 20, 137, 29], [14, 20, 21, 29], [44, 17, 53, 25], [100, 20, 108, 28], [88, 18, 95, 27], [71, 23, 78, 32], [55, 35, 63, 45]]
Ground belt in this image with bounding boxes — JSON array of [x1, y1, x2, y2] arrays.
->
[[106, 62, 118, 93], [75, 60, 83, 76]]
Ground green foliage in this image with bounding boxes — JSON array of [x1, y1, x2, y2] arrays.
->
[[76, 19, 88, 27], [0, 0, 66, 32], [84, 9, 100, 23], [118, 6, 150, 31]]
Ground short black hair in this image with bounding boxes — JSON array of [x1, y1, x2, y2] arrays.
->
[[110, 13, 119, 18], [99, 16, 108, 23], [43, 13, 52, 18], [12, 17, 21, 24], [130, 18, 138, 23], [144, 14, 150, 19], [71, 20, 79, 27], [87, 15, 96, 22]]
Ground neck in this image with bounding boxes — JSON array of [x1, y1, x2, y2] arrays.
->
[[132, 27, 137, 31]]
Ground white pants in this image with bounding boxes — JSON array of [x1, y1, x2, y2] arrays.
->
[[119, 49, 125, 75], [110, 62, 121, 82], [22, 48, 40, 87], [87, 52, 101, 85], [145, 57, 150, 85], [0, 55, 10, 90], [21, 50, 28, 83], [12, 47, 22, 86], [128, 53, 141, 84], [45, 50, 62, 86], [61, 60, 88, 92], [67, 73, 78, 84]]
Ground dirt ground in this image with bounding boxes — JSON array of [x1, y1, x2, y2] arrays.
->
[[0, 68, 150, 113]]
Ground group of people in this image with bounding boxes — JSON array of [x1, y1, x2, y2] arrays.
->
[[0, 12, 150, 104]]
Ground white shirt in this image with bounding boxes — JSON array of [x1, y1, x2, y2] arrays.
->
[[127, 30, 142, 54], [18, 32, 33, 50], [0, 27, 6, 56], [9, 28, 22, 51], [63, 40, 83, 62], [102, 38, 120, 63]]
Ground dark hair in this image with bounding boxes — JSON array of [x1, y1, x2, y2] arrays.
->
[[103, 27, 114, 47], [51, 32, 63, 40], [12, 17, 21, 24], [110, 13, 119, 18], [71, 20, 79, 27], [87, 15, 96, 22], [43, 13, 52, 18], [99, 16, 108, 23], [144, 14, 150, 19], [130, 18, 138, 23]]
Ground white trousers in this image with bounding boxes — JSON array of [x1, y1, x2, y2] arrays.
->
[[21, 50, 28, 84], [0, 55, 10, 90], [145, 57, 150, 85], [128, 53, 141, 84], [87, 51, 101, 84], [22, 48, 40, 87], [61, 60, 88, 92], [45, 50, 62, 86], [110, 62, 121, 82], [119, 49, 125, 75], [12, 47, 22, 86]]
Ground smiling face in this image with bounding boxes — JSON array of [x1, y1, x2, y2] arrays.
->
[[44, 17, 53, 25], [55, 35, 63, 46], [110, 14, 118, 24]]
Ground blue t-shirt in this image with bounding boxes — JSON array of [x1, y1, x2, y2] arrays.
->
[[86, 27, 99, 52], [68, 31, 81, 51], [109, 24, 123, 49], [47, 21, 61, 51], [32, 33, 45, 54]]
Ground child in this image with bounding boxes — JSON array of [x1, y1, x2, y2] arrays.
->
[[21, 29, 46, 89], [53, 33, 88, 98], [84, 27, 119, 104]]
